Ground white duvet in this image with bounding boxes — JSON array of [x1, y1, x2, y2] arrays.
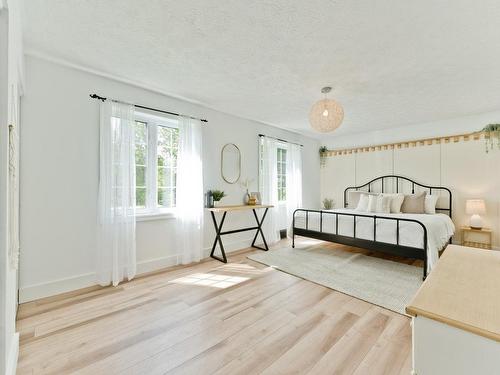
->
[[294, 208, 455, 273]]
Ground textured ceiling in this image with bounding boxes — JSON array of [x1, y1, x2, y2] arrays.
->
[[23, 0, 500, 138]]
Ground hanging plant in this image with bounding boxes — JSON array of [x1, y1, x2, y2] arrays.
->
[[482, 124, 500, 153], [319, 146, 328, 167]]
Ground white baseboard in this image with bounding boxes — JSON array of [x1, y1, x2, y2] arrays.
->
[[19, 254, 179, 303], [6, 332, 19, 375], [136, 254, 179, 274], [18, 239, 254, 303], [19, 272, 96, 303]]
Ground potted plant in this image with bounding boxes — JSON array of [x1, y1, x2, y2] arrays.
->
[[319, 146, 328, 167], [482, 124, 500, 153], [322, 198, 334, 210], [211, 190, 226, 207]]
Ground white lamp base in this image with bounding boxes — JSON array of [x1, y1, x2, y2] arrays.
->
[[470, 214, 483, 229]]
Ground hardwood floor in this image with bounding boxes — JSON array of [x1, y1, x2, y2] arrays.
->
[[17, 239, 416, 374]]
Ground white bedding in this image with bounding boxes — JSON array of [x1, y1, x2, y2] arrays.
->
[[294, 208, 455, 273]]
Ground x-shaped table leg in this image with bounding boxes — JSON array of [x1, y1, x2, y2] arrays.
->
[[251, 208, 270, 251], [210, 211, 228, 263]]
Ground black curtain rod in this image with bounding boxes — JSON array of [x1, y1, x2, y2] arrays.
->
[[89, 94, 208, 123], [258, 133, 303, 147]]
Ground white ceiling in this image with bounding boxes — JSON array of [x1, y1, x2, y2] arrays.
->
[[23, 0, 500, 139]]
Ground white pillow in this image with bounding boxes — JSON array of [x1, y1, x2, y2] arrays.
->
[[376, 195, 392, 214], [355, 194, 370, 211], [367, 195, 378, 212], [425, 194, 439, 214], [382, 193, 405, 213], [348, 191, 378, 209]]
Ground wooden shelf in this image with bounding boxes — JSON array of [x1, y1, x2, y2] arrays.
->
[[460, 226, 492, 233], [462, 241, 491, 250], [460, 226, 492, 250]]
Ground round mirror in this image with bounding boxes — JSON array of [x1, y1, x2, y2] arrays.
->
[[221, 143, 241, 184]]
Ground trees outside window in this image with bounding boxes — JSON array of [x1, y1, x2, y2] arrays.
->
[[134, 114, 179, 213]]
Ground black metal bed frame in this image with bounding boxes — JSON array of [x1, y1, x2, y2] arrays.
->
[[292, 175, 453, 280]]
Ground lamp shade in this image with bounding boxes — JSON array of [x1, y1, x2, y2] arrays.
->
[[465, 199, 486, 215], [309, 99, 344, 133]]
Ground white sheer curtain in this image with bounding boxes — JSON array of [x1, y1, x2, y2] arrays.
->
[[97, 101, 137, 286], [286, 143, 303, 236], [176, 116, 204, 264], [259, 137, 280, 245]]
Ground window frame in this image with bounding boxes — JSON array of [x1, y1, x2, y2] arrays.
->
[[276, 145, 288, 203], [134, 111, 179, 219]]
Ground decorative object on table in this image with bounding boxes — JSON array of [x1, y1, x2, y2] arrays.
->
[[319, 146, 328, 167], [309, 86, 344, 133], [247, 195, 257, 205], [250, 192, 261, 205], [322, 198, 334, 210], [239, 177, 255, 204], [465, 199, 486, 229], [221, 143, 241, 184], [460, 226, 492, 250], [211, 190, 226, 207], [206, 190, 214, 208], [482, 124, 500, 153]]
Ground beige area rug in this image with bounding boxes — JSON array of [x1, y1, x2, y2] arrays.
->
[[248, 245, 422, 315]]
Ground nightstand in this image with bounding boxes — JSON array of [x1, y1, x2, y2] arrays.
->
[[460, 226, 492, 250]]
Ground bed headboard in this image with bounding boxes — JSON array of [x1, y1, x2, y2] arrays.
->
[[343, 175, 452, 218]]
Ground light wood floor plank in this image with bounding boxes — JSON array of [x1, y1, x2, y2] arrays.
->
[[260, 310, 360, 375], [306, 307, 391, 375]]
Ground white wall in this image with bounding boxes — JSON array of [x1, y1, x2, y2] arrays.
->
[[321, 138, 500, 249], [0, 9, 10, 373], [19, 56, 320, 302]]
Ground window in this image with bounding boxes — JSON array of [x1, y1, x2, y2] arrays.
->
[[277, 147, 287, 201], [135, 121, 148, 208], [134, 112, 179, 214], [157, 125, 178, 207]]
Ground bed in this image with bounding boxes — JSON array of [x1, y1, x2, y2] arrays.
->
[[292, 175, 455, 279]]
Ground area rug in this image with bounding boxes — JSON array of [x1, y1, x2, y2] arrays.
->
[[248, 245, 422, 315]]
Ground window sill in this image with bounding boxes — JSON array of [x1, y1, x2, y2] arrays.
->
[[136, 210, 176, 222]]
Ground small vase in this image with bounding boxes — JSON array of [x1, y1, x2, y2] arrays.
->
[[214, 200, 221, 207]]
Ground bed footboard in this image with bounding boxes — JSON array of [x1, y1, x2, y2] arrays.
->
[[292, 209, 429, 280]]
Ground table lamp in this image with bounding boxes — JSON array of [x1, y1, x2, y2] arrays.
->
[[465, 199, 486, 229]]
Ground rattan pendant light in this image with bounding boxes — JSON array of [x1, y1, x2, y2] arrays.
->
[[309, 87, 344, 133]]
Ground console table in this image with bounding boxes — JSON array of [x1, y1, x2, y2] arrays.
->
[[207, 205, 273, 263]]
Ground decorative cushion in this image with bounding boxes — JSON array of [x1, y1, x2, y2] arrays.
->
[[355, 193, 370, 211], [425, 194, 439, 214], [348, 191, 378, 209], [366, 194, 391, 214], [376, 195, 392, 214], [401, 191, 427, 214], [367, 194, 378, 212], [382, 193, 405, 213]]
